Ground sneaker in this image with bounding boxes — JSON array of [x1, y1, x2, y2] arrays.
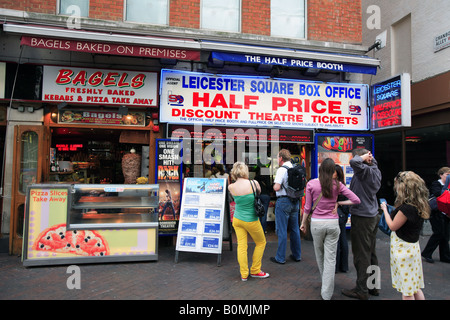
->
[[250, 271, 270, 279], [241, 276, 248, 282]]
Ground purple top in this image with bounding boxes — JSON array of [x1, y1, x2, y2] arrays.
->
[[304, 178, 360, 219]]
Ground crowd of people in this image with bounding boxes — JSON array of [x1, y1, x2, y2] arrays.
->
[[227, 148, 449, 300]]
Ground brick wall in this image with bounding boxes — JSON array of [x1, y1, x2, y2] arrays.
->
[[242, 0, 270, 35], [0, 0, 55, 14], [169, 0, 200, 29], [2, 0, 362, 44], [89, 0, 124, 21], [308, 0, 362, 44]]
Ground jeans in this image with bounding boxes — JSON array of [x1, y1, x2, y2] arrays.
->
[[259, 194, 271, 232], [274, 197, 301, 263], [232, 217, 267, 278], [311, 219, 340, 300]]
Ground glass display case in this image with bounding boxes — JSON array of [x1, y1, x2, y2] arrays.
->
[[22, 183, 160, 267], [69, 184, 159, 229]]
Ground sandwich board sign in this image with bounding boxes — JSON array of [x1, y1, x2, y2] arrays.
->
[[175, 178, 228, 265]]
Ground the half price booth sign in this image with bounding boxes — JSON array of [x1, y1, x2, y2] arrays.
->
[[42, 66, 158, 107]]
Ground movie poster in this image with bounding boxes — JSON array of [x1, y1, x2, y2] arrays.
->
[[156, 139, 183, 234], [315, 134, 373, 187]]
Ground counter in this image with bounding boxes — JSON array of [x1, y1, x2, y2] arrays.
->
[[22, 183, 159, 266]]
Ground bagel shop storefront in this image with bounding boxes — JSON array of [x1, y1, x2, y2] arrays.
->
[[158, 69, 372, 223]]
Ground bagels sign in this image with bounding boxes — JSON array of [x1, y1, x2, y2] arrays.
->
[[43, 66, 158, 107], [160, 70, 369, 130]]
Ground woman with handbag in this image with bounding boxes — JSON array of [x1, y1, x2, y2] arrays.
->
[[380, 171, 431, 300], [300, 158, 360, 300], [421, 167, 450, 263], [228, 162, 269, 281]]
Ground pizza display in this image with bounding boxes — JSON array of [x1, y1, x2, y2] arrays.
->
[[33, 223, 110, 257]]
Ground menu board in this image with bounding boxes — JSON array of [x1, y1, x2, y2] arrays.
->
[[176, 178, 227, 255]]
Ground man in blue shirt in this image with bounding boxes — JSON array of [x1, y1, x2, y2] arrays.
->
[[270, 149, 302, 264]]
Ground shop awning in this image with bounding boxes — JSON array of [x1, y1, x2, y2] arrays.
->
[[209, 50, 378, 75], [4, 23, 202, 61], [4, 22, 380, 74]]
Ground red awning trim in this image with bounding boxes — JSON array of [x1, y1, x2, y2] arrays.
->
[[21, 35, 200, 61]]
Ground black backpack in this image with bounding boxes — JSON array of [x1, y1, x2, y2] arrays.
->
[[281, 164, 307, 199]]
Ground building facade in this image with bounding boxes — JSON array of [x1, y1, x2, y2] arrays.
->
[[362, 0, 450, 203], [0, 0, 380, 254]]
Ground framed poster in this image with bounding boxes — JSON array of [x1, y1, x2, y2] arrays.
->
[[175, 178, 227, 256], [314, 133, 374, 186]]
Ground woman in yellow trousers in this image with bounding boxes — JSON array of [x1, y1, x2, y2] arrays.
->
[[228, 162, 269, 281]]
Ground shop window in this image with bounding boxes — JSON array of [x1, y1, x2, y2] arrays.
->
[[5, 64, 42, 100], [59, 0, 89, 17], [201, 0, 241, 33], [405, 124, 450, 186], [374, 132, 402, 204], [19, 131, 39, 194], [125, 0, 169, 25], [271, 0, 306, 39]]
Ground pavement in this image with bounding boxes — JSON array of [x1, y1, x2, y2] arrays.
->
[[0, 225, 449, 307]]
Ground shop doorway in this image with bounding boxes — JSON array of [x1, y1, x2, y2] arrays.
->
[[10, 125, 48, 255], [49, 127, 150, 185]]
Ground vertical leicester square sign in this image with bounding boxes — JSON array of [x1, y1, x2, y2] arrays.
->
[[160, 69, 369, 131], [43, 65, 158, 107], [371, 73, 411, 131]]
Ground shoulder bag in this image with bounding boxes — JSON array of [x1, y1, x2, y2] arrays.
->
[[250, 179, 266, 218]]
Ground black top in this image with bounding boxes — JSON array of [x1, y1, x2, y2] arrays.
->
[[391, 203, 424, 243]]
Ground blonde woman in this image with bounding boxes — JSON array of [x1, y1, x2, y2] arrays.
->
[[228, 162, 269, 281], [380, 171, 431, 300]]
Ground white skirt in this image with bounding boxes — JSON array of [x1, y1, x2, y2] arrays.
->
[[390, 231, 424, 296]]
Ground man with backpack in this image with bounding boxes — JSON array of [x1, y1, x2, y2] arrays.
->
[[270, 149, 305, 264]]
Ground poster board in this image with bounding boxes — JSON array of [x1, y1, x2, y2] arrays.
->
[[175, 178, 227, 264], [155, 139, 183, 235], [314, 133, 374, 186]]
